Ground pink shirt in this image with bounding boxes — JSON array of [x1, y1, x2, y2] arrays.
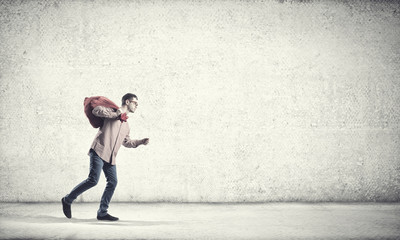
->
[[88, 106, 141, 165]]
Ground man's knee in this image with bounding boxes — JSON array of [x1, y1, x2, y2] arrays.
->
[[86, 176, 99, 186]]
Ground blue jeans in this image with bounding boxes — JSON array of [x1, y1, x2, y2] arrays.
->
[[64, 149, 118, 217]]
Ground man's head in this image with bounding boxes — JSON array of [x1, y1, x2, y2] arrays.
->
[[121, 93, 138, 113]]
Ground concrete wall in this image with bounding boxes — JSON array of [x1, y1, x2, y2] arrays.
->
[[0, 0, 399, 202]]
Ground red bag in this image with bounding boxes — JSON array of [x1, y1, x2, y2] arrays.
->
[[84, 96, 119, 128]]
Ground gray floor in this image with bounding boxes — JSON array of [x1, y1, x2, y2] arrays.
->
[[0, 202, 399, 240]]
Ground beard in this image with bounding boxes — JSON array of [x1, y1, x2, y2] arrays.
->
[[128, 104, 136, 113]]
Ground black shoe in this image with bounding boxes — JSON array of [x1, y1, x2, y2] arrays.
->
[[97, 214, 119, 221], [61, 197, 71, 218]]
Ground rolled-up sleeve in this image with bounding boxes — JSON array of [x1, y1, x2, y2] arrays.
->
[[123, 130, 141, 148], [92, 106, 119, 119]]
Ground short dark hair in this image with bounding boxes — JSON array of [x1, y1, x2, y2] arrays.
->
[[121, 93, 138, 106]]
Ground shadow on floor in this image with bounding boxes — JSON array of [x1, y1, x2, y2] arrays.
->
[[7, 215, 177, 226]]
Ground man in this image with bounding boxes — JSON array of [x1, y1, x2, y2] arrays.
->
[[62, 93, 149, 221]]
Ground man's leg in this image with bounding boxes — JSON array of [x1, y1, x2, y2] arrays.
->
[[64, 150, 103, 205], [97, 161, 118, 218]]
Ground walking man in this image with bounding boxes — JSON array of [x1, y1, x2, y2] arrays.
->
[[62, 93, 149, 221]]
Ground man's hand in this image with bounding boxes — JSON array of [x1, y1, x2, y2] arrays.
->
[[141, 138, 150, 145]]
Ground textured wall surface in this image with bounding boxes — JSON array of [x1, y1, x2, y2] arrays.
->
[[0, 0, 399, 202]]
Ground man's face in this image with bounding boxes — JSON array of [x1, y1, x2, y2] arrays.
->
[[127, 98, 138, 113]]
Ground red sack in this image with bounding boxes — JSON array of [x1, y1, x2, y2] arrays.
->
[[84, 96, 119, 128]]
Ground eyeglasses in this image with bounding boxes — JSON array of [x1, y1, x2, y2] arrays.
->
[[129, 100, 138, 106]]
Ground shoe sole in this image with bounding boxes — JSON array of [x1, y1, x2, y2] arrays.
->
[[97, 217, 119, 221]]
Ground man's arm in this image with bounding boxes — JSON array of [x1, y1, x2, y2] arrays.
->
[[123, 131, 149, 148], [123, 134, 141, 148], [92, 106, 122, 119]]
